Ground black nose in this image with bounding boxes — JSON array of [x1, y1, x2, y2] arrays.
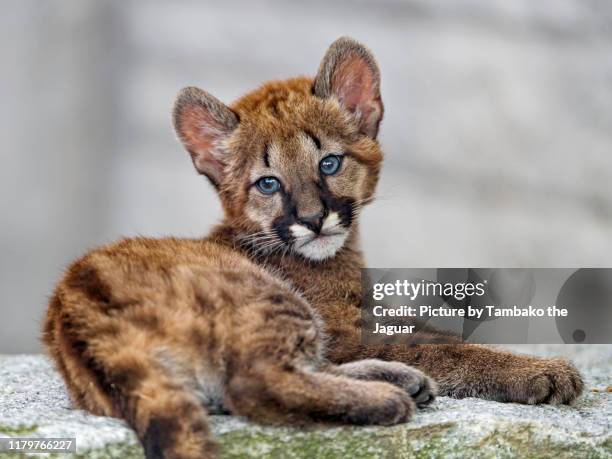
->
[[298, 211, 325, 233]]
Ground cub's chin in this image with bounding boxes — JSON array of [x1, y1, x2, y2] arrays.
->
[[293, 231, 349, 261]]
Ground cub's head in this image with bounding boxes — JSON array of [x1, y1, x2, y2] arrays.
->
[[173, 37, 383, 261]]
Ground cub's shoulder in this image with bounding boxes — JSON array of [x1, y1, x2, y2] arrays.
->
[[55, 236, 267, 301]]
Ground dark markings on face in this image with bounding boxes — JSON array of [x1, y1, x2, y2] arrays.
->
[[317, 177, 355, 229], [273, 191, 297, 242], [304, 130, 321, 150], [263, 144, 270, 168], [271, 176, 355, 245]]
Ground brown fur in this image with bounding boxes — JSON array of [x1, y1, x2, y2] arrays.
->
[[43, 37, 582, 459]]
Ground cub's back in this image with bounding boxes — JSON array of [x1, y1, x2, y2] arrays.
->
[[42, 236, 300, 416]]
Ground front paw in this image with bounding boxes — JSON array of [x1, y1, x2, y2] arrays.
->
[[442, 355, 585, 405], [345, 382, 415, 426], [510, 357, 584, 405], [377, 362, 437, 408], [335, 360, 437, 408]]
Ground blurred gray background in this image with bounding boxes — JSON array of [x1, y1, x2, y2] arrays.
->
[[2, 0, 612, 353]]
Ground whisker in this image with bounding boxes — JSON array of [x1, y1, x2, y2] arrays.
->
[[250, 236, 287, 258]]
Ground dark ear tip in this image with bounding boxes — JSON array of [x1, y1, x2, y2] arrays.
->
[[173, 86, 203, 130], [314, 37, 381, 99], [175, 86, 204, 105], [330, 36, 365, 51], [173, 86, 208, 116], [327, 36, 378, 68], [172, 86, 239, 133]]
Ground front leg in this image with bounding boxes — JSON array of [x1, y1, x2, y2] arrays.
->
[[323, 313, 584, 405], [397, 344, 584, 404]]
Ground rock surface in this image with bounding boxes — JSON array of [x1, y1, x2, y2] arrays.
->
[[0, 346, 610, 458]]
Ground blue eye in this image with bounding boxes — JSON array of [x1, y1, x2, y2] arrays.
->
[[319, 155, 343, 176], [256, 176, 281, 195]]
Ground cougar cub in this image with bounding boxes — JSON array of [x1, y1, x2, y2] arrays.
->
[[43, 37, 582, 459]]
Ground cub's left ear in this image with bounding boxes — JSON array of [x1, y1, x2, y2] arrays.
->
[[313, 37, 383, 139]]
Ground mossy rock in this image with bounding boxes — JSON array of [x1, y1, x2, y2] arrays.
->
[[0, 352, 610, 458]]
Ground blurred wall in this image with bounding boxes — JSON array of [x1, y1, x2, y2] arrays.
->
[[1, 0, 612, 353]]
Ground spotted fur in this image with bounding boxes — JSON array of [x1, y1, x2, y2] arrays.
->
[[44, 37, 582, 459]]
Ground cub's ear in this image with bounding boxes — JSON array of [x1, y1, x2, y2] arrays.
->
[[173, 87, 239, 186], [313, 37, 383, 139]]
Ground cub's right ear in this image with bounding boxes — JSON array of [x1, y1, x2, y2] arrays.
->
[[173, 87, 239, 187]]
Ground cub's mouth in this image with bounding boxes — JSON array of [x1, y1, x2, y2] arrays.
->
[[287, 211, 350, 261], [292, 230, 349, 261], [246, 200, 356, 262], [238, 212, 351, 261]]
